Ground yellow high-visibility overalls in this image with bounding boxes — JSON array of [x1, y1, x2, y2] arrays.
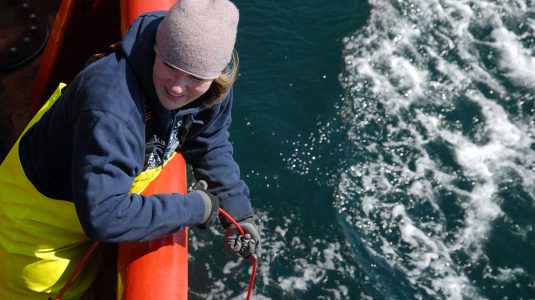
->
[[0, 84, 174, 299]]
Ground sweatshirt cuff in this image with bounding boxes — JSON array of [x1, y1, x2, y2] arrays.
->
[[184, 192, 209, 225], [220, 196, 254, 221], [192, 191, 212, 223]]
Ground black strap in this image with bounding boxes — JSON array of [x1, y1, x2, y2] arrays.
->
[[179, 115, 193, 147], [84, 42, 122, 67]]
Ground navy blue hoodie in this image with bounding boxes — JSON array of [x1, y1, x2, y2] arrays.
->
[[19, 12, 253, 242]]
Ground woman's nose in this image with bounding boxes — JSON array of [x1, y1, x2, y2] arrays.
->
[[169, 74, 187, 95], [168, 83, 184, 95]]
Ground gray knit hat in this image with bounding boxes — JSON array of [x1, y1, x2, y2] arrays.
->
[[155, 0, 239, 80]]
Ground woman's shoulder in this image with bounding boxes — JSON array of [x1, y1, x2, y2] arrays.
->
[[66, 58, 145, 127]]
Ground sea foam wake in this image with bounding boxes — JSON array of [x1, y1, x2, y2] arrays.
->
[[336, 0, 535, 298]]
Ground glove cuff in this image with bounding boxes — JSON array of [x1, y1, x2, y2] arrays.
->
[[219, 213, 255, 228]]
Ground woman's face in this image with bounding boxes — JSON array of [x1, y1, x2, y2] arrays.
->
[[153, 54, 214, 110]]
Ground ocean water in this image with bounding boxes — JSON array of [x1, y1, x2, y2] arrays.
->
[[188, 0, 535, 299]]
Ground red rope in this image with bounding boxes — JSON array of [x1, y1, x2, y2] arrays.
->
[[218, 207, 258, 300], [55, 209, 257, 300], [54, 241, 100, 300], [248, 259, 258, 300]]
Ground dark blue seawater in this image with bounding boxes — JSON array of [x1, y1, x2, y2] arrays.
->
[[189, 1, 535, 299]]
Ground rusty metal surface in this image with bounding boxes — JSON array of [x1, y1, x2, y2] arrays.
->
[[0, 0, 49, 72], [30, 0, 121, 115], [0, 0, 120, 162], [0, 0, 59, 162]]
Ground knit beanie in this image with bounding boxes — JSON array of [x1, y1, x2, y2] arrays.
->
[[155, 0, 239, 80]]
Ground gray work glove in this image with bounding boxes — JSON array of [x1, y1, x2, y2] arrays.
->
[[191, 180, 219, 229], [224, 216, 261, 261]]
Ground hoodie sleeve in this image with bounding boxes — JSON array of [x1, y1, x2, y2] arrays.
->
[[181, 88, 254, 221], [70, 87, 206, 243]]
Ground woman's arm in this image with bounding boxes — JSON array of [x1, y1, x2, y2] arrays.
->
[[181, 88, 254, 221]]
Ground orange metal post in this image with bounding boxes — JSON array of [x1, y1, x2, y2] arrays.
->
[[117, 154, 189, 300], [120, 0, 176, 35]]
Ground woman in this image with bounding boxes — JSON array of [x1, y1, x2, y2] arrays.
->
[[0, 0, 261, 298]]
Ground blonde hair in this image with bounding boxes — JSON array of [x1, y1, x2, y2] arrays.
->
[[201, 50, 239, 106]]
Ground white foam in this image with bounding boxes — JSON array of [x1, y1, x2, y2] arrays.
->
[[336, 0, 535, 298], [492, 27, 535, 87], [484, 266, 526, 282], [276, 240, 356, 297]]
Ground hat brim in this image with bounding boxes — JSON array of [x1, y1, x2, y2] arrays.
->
[[154, 46, 220, 80]]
